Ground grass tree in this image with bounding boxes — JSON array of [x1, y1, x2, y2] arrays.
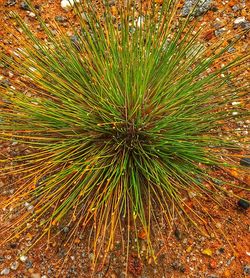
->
[[0, 0, 249, 269]]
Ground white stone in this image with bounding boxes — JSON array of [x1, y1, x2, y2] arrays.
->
[[232, 101, 241, 106], [27, 11, 36, 18], [234, 17, 246, 24], [61, 0, 80, 11], [0, 268, 10, 275], [19, 255, 28, 262]]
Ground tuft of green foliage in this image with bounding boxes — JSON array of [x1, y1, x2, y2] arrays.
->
[[0, 0, 249, 266]]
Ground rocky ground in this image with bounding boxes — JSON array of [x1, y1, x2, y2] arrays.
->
[[0, 0, 249, 277]]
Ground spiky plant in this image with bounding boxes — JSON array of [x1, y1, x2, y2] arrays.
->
[[0, 0, 249, 268]]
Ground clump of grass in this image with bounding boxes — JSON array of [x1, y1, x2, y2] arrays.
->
[[0, 0, 249, 267]]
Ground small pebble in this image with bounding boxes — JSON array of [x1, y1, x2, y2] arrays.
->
[[0, 268, 10, 275], [10, 261, 19, 270], [237, 199, 250, 210], [232, 101, 241, 106], [5, 0, 16, 6], [234, 17, 250, 30], [232, 4, 240, 11], [55, 15, 67, 23], [226, 256, 235, 266], [25, 260, 33, 269], [27, 12, 36, 18], [61, 0, 80, 11], [243, 265, 250, 275], [240, 157, 250, 167], [227, 47, 236, 53], [234, 17, 246, 25], [20, 1, 30, 10], [61, 0, 72, 11], [19, 255, 28, 262], [182, 0, 212, 17], [62, 226, 70, 233], [214, 27, 226, 37]]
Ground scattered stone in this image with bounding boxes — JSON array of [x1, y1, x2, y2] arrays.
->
[[234, 17, 250, 30], [237, 199, 250, 210], [232, 4, 240, 12], [20, 1, 30, 10], [214, 27, 226, 37], [31, 274, 41, 278], [19, 255, 28, 262], [25, 260, 33, 269], [243, 265, 250, 275], [5, 0, 16, 6], [240, 157, 250, 167], [226, 256, 235, 266], [232, 101, 241, 106], [27, 12, 36, 18], [24, 202, 34, 210], [61, 0, 80, 11], [0, 268, 10, 275], [55, 15, 67, 23], [62, 226, 70, 233], [234, 17, 246, 25], [8, 71, 14, 78], [10, 261, 19, 270], [61, 0, 72, 11], [182, 0, 212, 17]]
